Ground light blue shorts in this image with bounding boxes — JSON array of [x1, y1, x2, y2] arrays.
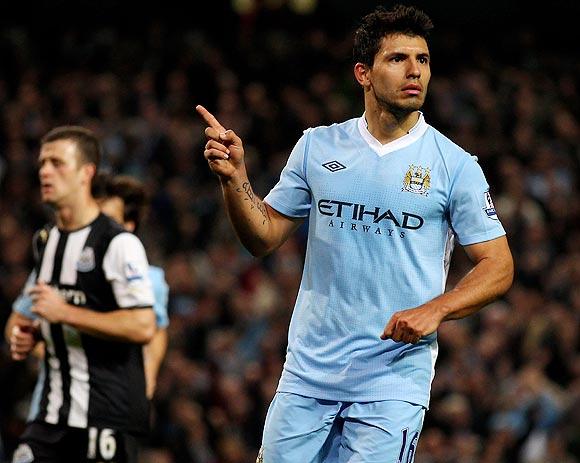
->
[[258, 392, 425, 463]]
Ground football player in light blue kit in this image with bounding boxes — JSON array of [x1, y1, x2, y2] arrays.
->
[[8, 173, 169, 417], [197, 4, 513, 462]]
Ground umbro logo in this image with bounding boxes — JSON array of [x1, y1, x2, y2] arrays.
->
[[322, 161, 346, 172]]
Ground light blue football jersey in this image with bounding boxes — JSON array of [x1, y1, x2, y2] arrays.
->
[[148, 265, 170, 329], [264, 113, 505, 407], [12, 270, 38, 320]]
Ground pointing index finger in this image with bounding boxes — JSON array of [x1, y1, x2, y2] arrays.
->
[[195, 105, 226, 132]]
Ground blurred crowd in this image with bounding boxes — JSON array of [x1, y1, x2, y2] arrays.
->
[[0, 2, 579, 462]]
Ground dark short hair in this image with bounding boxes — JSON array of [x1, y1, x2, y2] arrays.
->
[[41, 126, 101, 169], [353, 4, 434, 66], [92, 173, 148, 232]]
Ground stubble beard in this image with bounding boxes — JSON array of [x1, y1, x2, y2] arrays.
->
[[375, 91, 424, 122]]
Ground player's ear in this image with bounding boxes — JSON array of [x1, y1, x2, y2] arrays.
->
[[354, 62, 371, 87], [82, 163, 97, 187]]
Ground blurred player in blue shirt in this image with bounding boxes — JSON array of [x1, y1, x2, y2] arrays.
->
[[197, 4, 513, 462]]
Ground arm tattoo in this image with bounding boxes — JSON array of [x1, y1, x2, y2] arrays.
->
[[238, 182, 270, 225]]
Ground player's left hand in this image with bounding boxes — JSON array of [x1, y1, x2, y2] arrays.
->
[[30, 282, 70, 324], [380, 304, 445, 344]]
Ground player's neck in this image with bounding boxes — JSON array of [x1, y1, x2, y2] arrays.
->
[[55, 196, 100, 231], [364, 105, 420, 145]]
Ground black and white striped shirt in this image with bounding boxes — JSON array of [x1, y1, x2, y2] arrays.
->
[[29, 213, 154, 434]]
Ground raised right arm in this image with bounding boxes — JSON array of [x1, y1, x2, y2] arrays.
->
[[196, 105, 303, 257]]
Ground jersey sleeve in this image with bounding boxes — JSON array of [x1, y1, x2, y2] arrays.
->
[[264, 130, 312, 217], [148, 266, 169, 329], [448, 155, 506, 245], [12, 270, 38, 319], [102, 233, 155, 309]]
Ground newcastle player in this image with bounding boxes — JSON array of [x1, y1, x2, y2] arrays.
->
[[6, 127, 155, 463]]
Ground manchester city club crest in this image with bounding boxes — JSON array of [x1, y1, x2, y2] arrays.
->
[[402, 164, 431, 196]]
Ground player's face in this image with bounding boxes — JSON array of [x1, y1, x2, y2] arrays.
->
[[98, 196, 126, 228], [38, 140, 88, 206], [367, 33, 431, 115]]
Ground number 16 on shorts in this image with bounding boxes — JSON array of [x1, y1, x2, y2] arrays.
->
[[398, 428, 419, 463], [87, 427, 117, 461]]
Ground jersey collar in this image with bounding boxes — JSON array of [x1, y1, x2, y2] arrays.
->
[[357, 112, 428, 157]]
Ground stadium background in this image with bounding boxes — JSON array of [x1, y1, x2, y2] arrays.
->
[[0, 0, 579, 461]]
